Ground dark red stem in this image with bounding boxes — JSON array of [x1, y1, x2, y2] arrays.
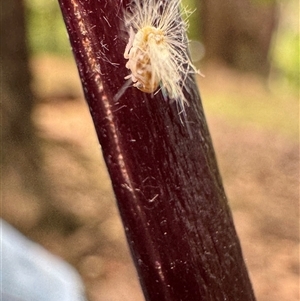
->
[[57, 0, 256, 300]]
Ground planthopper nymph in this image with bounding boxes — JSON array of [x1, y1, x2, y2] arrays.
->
[[121, 0, 201, 112]]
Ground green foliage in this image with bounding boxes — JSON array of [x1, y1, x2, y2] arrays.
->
[[270, 1, 299, 91], [26, 0, 71, 55], [182, 0, 202, 41]]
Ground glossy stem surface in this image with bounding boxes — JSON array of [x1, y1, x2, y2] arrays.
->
[[58, 1, 256, 300]]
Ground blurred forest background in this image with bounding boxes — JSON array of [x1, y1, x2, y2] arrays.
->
[[1, 0, 299, 301]]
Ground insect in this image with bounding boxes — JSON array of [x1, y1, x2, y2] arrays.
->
[[122, 0, 200, 112]]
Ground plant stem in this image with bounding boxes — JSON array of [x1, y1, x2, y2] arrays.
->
[[58, 0, 256, 300]]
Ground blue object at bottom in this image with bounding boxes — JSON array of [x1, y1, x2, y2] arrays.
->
[[1, 219, 87, 301]]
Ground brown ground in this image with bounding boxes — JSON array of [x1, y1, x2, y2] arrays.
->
[[2, 56, 299, 301]]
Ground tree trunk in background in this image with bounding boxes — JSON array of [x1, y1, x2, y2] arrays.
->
[[1, 0, 39, 199], [1, 0, 76, 234], [201, 0, 278, 76]]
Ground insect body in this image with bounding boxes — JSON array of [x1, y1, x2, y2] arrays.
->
[[123, 0, 200, 112], [124, 26, 162, 93]]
